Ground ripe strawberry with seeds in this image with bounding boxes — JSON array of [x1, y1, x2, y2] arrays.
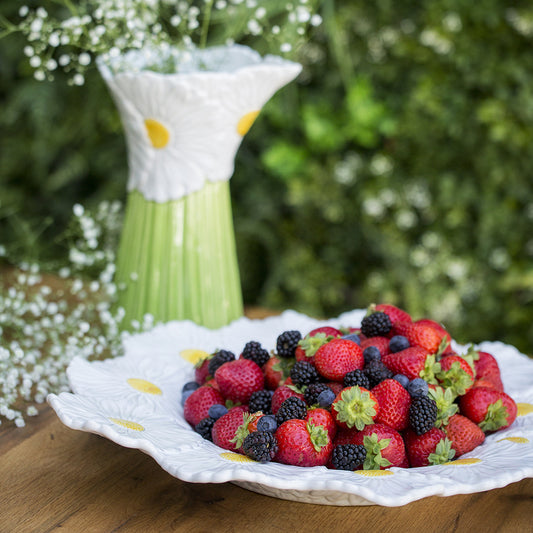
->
[[331, 386, 379, 430], [306, 407, 337, 440], [264, 356, 287, 390], [459, 387, 517, 432], [375, 303, 412, 327], [211, 406, 250, 453], [314, 338, 364, 382], [403, 321, 444, 353], [473, 350, 504, 391], [295, 329, 339, 364], [215, 358, 264, 404], [445, 414, 485, 457], [183, 385, 225, 427], [352, 423, 408, 469], [271, 384, 305, 414], [382, 346, 440, 383], [360, 336, 391, 357], [415, 319, 452, 345], [275, 419, 334, 467], [371, 378, 411, 431], [404, 428, 455, 467], [437, 354, 474, 396], [194, 358, 211, 385]]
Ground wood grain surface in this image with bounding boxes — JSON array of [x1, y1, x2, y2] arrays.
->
[[1, 306, 532, 532]]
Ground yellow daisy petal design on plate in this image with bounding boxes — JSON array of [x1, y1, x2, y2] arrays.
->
[[144, 118, 170, 149], [517, 403, 533, 416], [126, 378, 162, 395], [220, 452, 256, 463], [444, 458, 482, 466], [237, 110, 260, 136], [109, 417, 145, 431], [497, 437, 529, 444], [355, 470, 394, 477], [180, 349, 210, 365]]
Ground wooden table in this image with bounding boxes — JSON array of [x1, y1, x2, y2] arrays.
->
[[2, 307, 533, 532]]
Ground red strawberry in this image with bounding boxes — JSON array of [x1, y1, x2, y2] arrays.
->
[[275, 419, 334, 467], [474, 351, 504, 391], [472, 377, 501, 391], [331, 386, 379, 430], [371, 379, 411, 431], [183, 385, 224, 427], [215, 358, 264, 404], [437, 355, 474, 396], [405, 428, 455, 467], [326, 381, 344, 397], [415, 319, 452, 345], [194, 358, 211, 385], [271, 384, 305, 414], [382, 346, 440, 382], [306, 407, 337, 440], [264, 356, 285, 390], [403, 321, 444, 353], [445, 414, 485, 457], [360, 336, 391, 357], [331, 426, 360, 447], [211, 406, 250, 452], [295, 328, 341, 364], [375, 303, 412, 326], [459, 387, 517, 432], [314, 338, 364, 382], [352, 423, 408, 469]]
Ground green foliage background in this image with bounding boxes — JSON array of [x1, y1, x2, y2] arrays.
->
[[1, 1, 533, 354]]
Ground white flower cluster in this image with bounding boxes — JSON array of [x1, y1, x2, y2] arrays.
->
[[10, 0, 322, 84], [0, 201, 154, 427]]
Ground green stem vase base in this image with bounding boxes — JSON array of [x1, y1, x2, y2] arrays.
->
[[115, 182, 243, 329]]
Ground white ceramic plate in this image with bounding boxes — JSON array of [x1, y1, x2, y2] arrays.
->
[[48, 309, 533, 506]]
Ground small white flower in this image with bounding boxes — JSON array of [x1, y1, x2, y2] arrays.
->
[[79, 53, 91, 66], [19, 5, 29, 17], [34, 70, 46, 81], [23, 46, 34, 57], [280, 43, 292, 53], [29, 55, 41, 68], [73, 73, 85, 86]]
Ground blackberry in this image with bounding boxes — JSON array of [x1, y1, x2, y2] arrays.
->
[[389, 335, 410, 353], [364, 359, 393, 388], [290, 360, 320, 387], [331, 444, 367, 471], [276, 396, 307, 425], [242, 341, 270, 367], [249, 389, 273, 414], [195, 417, 216, 441], [304, 382, 330, 406], [360, 311, 392, 338], [409, 395, 438, 435], [363, 346, 381, 365], [242, 431, 279, 463], [343, 369, 370, 389], [276, 330, 302, 358], [208, 349, 235, 376]]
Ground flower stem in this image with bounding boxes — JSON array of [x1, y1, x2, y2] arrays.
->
[[199, 0, 215, 49]]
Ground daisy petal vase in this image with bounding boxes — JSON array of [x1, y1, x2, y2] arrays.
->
[[97, 45, 301, 329]]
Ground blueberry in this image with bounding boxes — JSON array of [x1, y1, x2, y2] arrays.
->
[[393, 374, 409, 388], [257, 415, 278, 433], [342, 333, 361, 346], [317, 388, 336, 409], [182, 381, 200, 394], [208, 404, 228, 420], [363, 346, 381, 364], [389, 335, 410, 353], [407, 378, 429, 397], [181, 388, 196, 406]]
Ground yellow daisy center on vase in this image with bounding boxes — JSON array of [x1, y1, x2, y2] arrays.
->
[[517, 403, 533, 416], [109, 418, 144, 431], [237, 110, 260, 136], [180, 349, 210, 365], [497, 437, 529, 444], [144, 118, 170, 148], [126, 378, 162, 395], [355, 470, 394, 477], [444, 458, 481, 466], [220, 452, 256, 463]]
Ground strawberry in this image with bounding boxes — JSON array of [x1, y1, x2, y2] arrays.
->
[[360, 336, 391, 357], [375, 303, 412, 327], [212, 406, 250, 452], [437, 354, 474, 396], [404, 428, 455, 467], [271, 384, 305, 414], [403, 321, 444, 353], [183, 384, 224, 427], [215, 358, 264, 404], [371, 378, 411, 431], [314, 338, 364, 382], [473, 350, 504, 391], [263, 356, 286, 390], [472, 377, 501, 391], [295, 329, 337, 364], [382, 346, 440, 383], [352, 423, 408, 469], [326, 381, 344, 397], [306, 407, 337, 440], [445, 414, 485, 457], [275, 419, 334, 467], [331, 386, 379, 430], [459, 387, 517, 432], [415, 319, 452, 346]]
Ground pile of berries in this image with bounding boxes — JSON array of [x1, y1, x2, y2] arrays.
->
[[182, 304, 518, 470]]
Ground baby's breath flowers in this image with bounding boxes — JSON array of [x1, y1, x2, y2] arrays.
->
[[4, 0, 321, 84], [0, 201, 154, 427]]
